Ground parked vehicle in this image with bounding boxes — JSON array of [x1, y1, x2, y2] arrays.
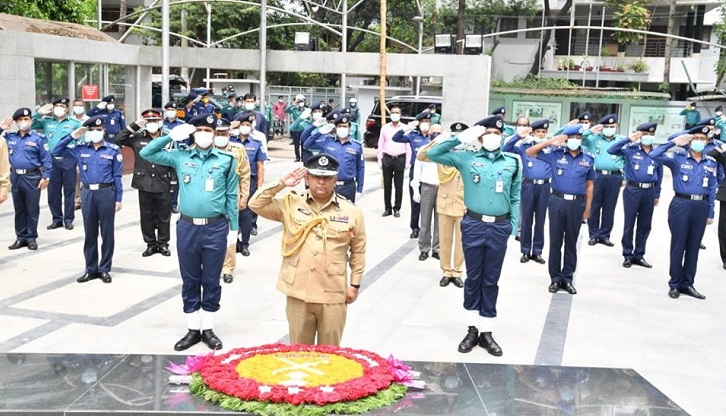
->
[[363, 96, 442, 148]]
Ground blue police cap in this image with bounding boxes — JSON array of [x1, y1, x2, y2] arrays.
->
[[449, 122, 468, 133], [716, 105, 723, 112], [341, 107, 352, 114], [531, 119, 550, 130], [636, 122, 657, 133], [598, 114, 618, 124], [334, 114, 350, 125], [227, 93, 236, 99], [577, 111, 591, 121], [164, 101, 178, 109], [188, 92, 198, 100], [52, 97, 70, 106], [101, 95, 115, 103], [563, 125, 584, 136], [188, 113, 217, 128], [234, 112, 255, 124], [216, 118, 231, 130], [309, 102, 326, 112], [83, 116, 106, 128], [474, 116, 504, 132], [427, 103, 437, 109], [12, 107, 32, 120], [696, 117, 715, 126], [326, 112, 339, 122], [305, 153, 339, 177], [141, 108, 162, 119], [687, 125, 710, 136], [415, 111, 432, 121], [490, 106, 506, 116]]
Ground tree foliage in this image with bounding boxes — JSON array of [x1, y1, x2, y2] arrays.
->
[[605, 0, 652, 47], [714, 2, 726, 85], [0, 0, 96, 25]]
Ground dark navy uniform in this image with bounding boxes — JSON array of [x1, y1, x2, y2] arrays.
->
[[392, 112, 434, 236], [707, 143, 726, 266], [650, 130, 717, 297], [233, 133, 266, 254], [606, 123, 663, 265], [504, 119, 553, 260], [53, 117, 124, 278], [86, 95, 126, 144], [3, 108, 53, 248]]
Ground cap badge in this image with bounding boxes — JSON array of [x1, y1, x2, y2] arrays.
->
[[319, 156, 329, 166], [207, 115, 214, 123], [495, 119, 503, 128]]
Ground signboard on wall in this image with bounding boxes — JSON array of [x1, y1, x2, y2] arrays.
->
[[512, 101, 563, 135], [628, 106, 685, 144], [81, 85, 99, 101]]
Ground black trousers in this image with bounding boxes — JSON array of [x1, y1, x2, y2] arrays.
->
[[719, 201, 726, 263], [382, 153, 405, 211], [139, 189, 172, 246]]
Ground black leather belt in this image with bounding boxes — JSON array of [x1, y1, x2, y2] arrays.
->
[[384, 153, 404, 159], [597, 169, 622, 175], [466, 210, 509, 223], [629, 181, 655, 189], [81, 182, 113, 190], [524, 178, 550, 185], [336, 179, 355, 186], [180, 213, 225, 225], [12, 168, 39, 175], [675, 193, 706, 201], [552, 190, 585, 200]]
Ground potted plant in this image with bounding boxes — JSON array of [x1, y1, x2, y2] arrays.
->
[[616, 63, 626, 72], [628, 59, 649, 73]]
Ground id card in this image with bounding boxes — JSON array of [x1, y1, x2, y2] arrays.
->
[[647, 165, 654, 175], [205, 178, 214, 192], [703, 176, 709, 187], [495, 178, 503, 193]]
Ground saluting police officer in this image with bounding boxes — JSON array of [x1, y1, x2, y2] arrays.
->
[[606, 123, 663, 269], [54, 116, 124, 284], [304, 114, 365, 202], [427, 116, 521, 358], [301, 106, 334, 160], [140, 113, 239, 351], [249, 154, 366, 346], [116, 109, 174, 257], [0, 134, 8, 207], [1, 109, 52, 251], [707, 140, 726, 270], [650, 126, 717, 300], [32, 97, 81, 230], [86, 95, 126, 144], [503, 119, 552, 264], [296, 103, 324, 162], [526, 125, 595, 295], [583, 114, 625, 247]]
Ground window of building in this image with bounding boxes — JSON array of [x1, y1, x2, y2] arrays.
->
[[499, 17, 519, 38]]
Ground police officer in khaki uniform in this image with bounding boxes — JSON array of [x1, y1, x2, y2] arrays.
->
[[418, 122, 467, 288], [249, 154, 366, 346]]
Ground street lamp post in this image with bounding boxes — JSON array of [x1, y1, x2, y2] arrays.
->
[[413, 14, 423, 96], [205, 2, 212, 90]]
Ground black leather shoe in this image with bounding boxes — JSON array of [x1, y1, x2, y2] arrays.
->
[[479, 332, 503, 357], [382, 210, 392, 217], [699, 243, 706, 250], [520, 254, 530, 263], [439, 276, 451, 287], [174, 329, 202, 351], [599, 239, 615, 247], [27, 241, 38, 250], [632, 258, 652, 268], [431, 252, 440, 259], [587, 238, 597, 246], [457, 326, 479, 353], [679, 286, 706, 300], [99, 272, 112, 283], [8, 240, 28, 250], [74, 203, 81, 210], [223, 274, 233, 284], [515, 235, 520, 241], [240, 245, 250, 256], [250, 227, 258, 236], [157, 245, 171, 257], [77, 273, 99, 283], [142, 246, 158, 257], [201, 329, 223, 350], [47, 222, 63, 230], [531, 255, 546, 264], [723, 263, 726, 270], [410, 230, 419, 239], [561, 282, 577, 295], [623, 259, 632, 268], [668, 289, 680, 299], [64, 223, 74, 230], [418, 252, 428, 261], [394, 210, 401, 218], [451, 277, 464, 288], [171, 206, 179, 214], [548, 282, 559, 293]]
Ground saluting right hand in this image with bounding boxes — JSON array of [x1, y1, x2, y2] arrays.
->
[[590, 124, 603, 134], [281, 167, 308, 187], [312, 117, 327, 127], [71, 127, 87, 139], [97, 101, 107, 110], [0, 117, 13, 130], [629, 131, 643, 142], [406, 120, 419, 131], [39, 103, 54, 115], [550, 134, 567, 146], [134, 119, 148, 128], [170, 124, 196, 141], [674, 134, 693, 147], [457, 125, 486, 145], [318, 123, 334, 135], [300, 108, 312, 119]]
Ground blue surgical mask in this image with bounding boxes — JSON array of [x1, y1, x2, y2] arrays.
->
[[690, 140, 706, 153], [640, 135, 655, 146], [603, 127, 616, 137], [566, 138, 582, 150]]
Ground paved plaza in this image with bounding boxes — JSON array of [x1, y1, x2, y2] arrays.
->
[[0, 139, 724, 415]]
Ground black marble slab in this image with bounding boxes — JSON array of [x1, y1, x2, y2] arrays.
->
[[0, 353, 686, 415]]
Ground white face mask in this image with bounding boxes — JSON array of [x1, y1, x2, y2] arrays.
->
[[194, 131, 214, 148], [73, 106, 84, 115], [165, 110, 176, 119], [17, 121, 30, 131], [239, 125, 252, 136], [516, 126, 529, 136], [481, 133, 502, 151], [567, 138, 582, 150], [390, 114, 401, 122], [298, 102, 305, 108], [533, 137, 547, 144], [336, 127, 349, 138], [106, 104, 115, 111], [214, 135, 229, 147], [230, 129, 240, 136], [86, 130, 104, 143], [312, 112, 323, 121], [244, 103, 255, 111], [640, 135, 655, 146], [146, 122, 159, 134], [53, 106, 66, 117], [419, 122, 430, 133], [603, 127, 616, 137]]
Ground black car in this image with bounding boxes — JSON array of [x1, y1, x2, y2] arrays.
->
[[363, 96, 442, 148]]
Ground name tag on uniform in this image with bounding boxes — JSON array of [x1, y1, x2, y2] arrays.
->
[[330, 215, 349, 223], [703, 177, 709, 187], [647, 165, 654, 175], [25, 141, 37, 147], [110, 120, 115, 125], [345, 148, 357, 155], [100, 154, 113, 160], [140, 142, 148, 146], [184, 161, 197, 168], [80, 153, 91, 158], [205, 178, 214, 192]]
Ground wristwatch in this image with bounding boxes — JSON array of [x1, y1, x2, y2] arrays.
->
[[350, 284, 360, 289]]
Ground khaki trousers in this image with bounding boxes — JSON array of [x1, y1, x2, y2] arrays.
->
[[439, 214, 464, 277], [221, 244, 236, 275], [286, 296, 347, 346]]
